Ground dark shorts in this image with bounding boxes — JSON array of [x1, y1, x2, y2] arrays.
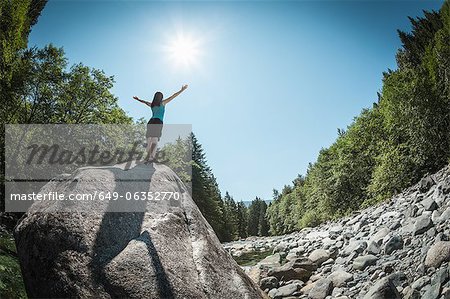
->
[[146, 118, 163, 138]]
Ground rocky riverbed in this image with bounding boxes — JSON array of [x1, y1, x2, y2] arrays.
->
[[224, 166, 450, 299]]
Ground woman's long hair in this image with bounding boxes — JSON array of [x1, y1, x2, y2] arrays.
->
[[151, 92, 163, 107]]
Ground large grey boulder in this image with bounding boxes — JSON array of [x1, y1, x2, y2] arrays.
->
[[14, 163, 265, 299]]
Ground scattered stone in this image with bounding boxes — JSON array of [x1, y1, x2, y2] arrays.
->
[[268, 259, 314, 282], [342, 240, 367, 256], [328, 270, 353, 287], [224, 166, 450, 299], [422, 197, 438, 211], [422, 281, 440, 299], [273, 243, 288, 254], [413, 215, 434, 235], [308, 249, 331, 266], [260, 276, 278, 291], [388, 272, 408, 288], [438, 207, 450, 223], [366, 241, 381, 255], [353, 255, 378, 271], [363, 277, 401, 299], [389, 220, 402, 230], [308, 278, 333, 299], [268, 282, 302, 299], [411, 276, 430, 290], [424, 241, 450, 268], [419, 175, 435, 193], [384, 235, 404, 254], [258, 253, 281, 267]]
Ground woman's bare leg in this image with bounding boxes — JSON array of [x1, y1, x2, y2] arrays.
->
[[145, 137, 159, 161], [147, 137, 153, 161], [149, 137, 159, 160]]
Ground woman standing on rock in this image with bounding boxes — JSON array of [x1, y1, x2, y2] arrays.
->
[[133, 84, 188, 163]]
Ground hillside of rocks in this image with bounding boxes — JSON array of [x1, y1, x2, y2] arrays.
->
[[14, 162, 265, 299], [224, 165, 450, 299]]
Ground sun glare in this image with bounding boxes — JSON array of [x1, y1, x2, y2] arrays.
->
[[164, 32, 202, 68]]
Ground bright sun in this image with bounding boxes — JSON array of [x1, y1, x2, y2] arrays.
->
[[164, 32, 202, 68]]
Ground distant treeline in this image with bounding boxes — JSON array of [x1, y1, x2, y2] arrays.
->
[[266, 2, 450, 235]]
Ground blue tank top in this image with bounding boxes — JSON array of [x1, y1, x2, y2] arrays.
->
[[151, 105, 165, 121]]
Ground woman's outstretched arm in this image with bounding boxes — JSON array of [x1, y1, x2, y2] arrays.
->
[[133, 96, 152, 107], [162, 85, 188, 105]]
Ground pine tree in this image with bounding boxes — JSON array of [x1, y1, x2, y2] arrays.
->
[[223, 192, 239, 241], [190, 133, 227, 241], [236, 201, 248, 239]]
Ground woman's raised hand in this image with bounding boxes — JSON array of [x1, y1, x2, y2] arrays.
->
[[181, 84, 188, 91], [133, 96, 140, 101]]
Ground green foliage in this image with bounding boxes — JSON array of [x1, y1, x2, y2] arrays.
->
[[232, 248, 273, 267], [1, 0, 48, 121], [0, 234, 27, 299], [236, 201, 248, 239], [159, 136, 192, 186], [222, 192, 239, 241], [190, 133, 228, 240], [267, 1, 450, 235], [11, 45, 132, 124], [298, 209, 322, 229]]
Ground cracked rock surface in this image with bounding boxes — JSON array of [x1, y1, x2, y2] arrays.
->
[[15, 162, 265, 299]]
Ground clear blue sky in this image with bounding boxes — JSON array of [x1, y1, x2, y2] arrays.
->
[[29, 0, 443, 202]]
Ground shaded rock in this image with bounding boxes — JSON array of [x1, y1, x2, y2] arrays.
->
[[260, 276, 278, 291], [419, 175, 435, 193], [309, 278, 333, 299], [422, 197, 438, 211], [389, 220, 401, 230], [384, 235, 404, 255], [437, 176, 450, 194], [404, 287, 421, 299], [388, 272, 408, 288], [353, 255, 378, 271], [14, 163, 264, 299], [424, 241, 450, 268], [363, 277, 401, 299]]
